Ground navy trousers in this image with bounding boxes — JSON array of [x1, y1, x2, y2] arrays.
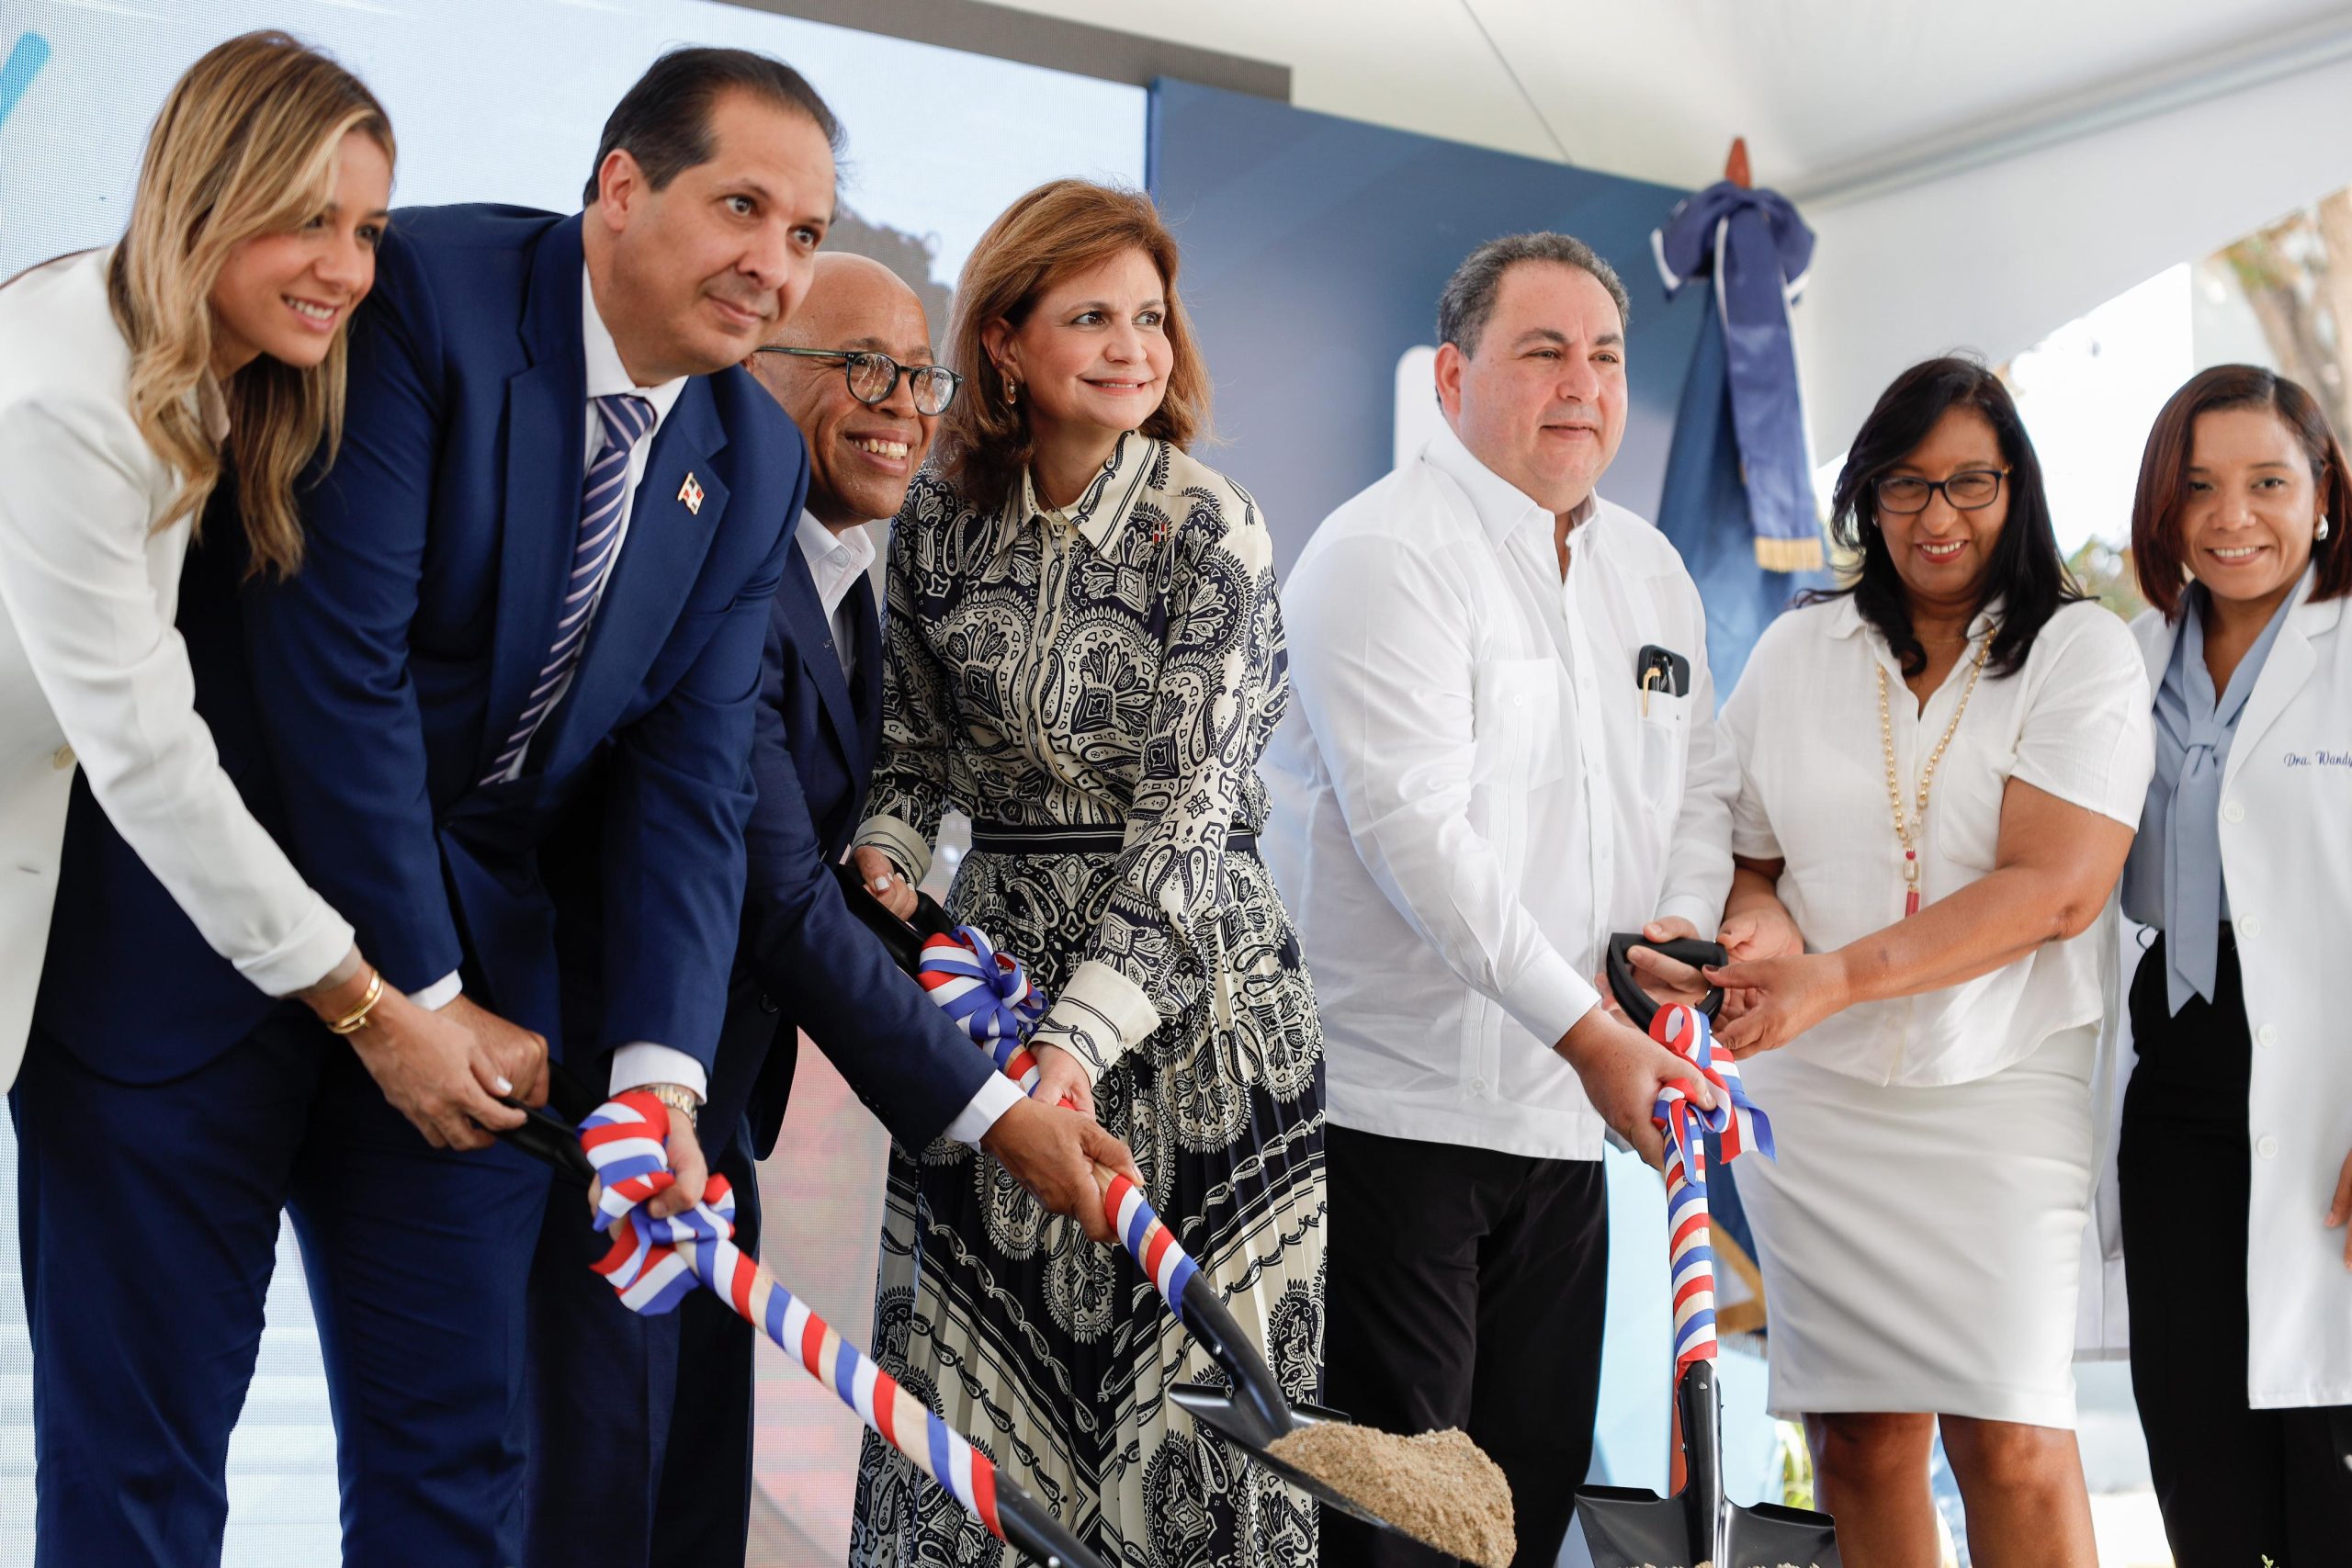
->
[[11, 1007, 550, 1568]]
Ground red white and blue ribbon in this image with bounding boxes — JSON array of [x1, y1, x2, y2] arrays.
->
[[1649, 1003, 1775, 1378], [1106, 1170, 1200, 1328], [580, 1092, 1005, 1542], [917, 926, 1045, 1092], [913, 922, 1210, 1331]]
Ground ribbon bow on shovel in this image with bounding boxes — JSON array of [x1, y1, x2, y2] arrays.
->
[[574, 1089, 1107, 1568], [915, 922, 1046, 1090], [1572, 1003, 1843, 1568], [831, 862, 1469, 1556]]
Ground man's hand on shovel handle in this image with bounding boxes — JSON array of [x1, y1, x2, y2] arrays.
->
[[1554, 1002, 1717, 1171]]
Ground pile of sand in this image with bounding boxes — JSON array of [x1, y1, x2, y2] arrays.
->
[[1267, 1422, 1514, 1567]]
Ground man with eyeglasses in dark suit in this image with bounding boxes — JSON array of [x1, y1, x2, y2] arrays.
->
[[531, 249, 1136, 1568]]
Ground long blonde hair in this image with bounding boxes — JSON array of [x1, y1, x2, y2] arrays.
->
[[937, 180, 1211, 515], [107, 30, 393, 578]]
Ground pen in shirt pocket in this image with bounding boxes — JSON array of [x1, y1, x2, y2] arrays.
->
[[1635, 644, 1690, 716]]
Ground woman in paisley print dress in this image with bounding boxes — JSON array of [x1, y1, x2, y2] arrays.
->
[[844, 179, 1326, 1567]]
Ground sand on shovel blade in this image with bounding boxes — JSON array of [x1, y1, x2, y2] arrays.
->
[[1266, 1422, 1514, 1567]]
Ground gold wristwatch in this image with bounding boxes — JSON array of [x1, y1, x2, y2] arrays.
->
[[644, 1082, 701, 1130]]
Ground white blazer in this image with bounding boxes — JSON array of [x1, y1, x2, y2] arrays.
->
[[2083, 576, 2352, 1406], [0, 249, 351, 1085]]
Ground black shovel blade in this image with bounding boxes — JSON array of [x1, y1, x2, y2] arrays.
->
[[1575, 1487, 1840, 1568], [1574, 1484, 1695, 1567], [1574, 1359, 1840, 1568], [1728, 1501, 1842, 1567], [1168, 1383, 1453, 1553]]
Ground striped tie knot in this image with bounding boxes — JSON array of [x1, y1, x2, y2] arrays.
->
[[479, 392, 655, 784], [595, 391, 655, 453]]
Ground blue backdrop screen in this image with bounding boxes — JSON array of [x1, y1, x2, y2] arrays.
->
[[1145, 78, 1708, 580]]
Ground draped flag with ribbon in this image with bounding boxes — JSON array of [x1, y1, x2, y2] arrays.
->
[[1649, 1002, 1775, 1381], [1654, 179, 1822, 577]]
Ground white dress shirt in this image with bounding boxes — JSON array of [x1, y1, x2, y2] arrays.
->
[[421, 265, 696, 1099], [1721, 595, 2153, 1086], [0, 248, 355, 1083], [1262, 420, 1736, 1160], [795, 509, 876, 680], [795, 508, 1018, 1146]]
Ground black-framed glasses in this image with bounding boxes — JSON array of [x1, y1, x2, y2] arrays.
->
[[752, 346, 961, 416], [1873, 468, 2010, 514]]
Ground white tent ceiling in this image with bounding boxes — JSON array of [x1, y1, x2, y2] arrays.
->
[[993, 0, 2352, 449]]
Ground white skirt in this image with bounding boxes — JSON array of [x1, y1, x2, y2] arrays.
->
[[1736, 1023, 2098, 1428]]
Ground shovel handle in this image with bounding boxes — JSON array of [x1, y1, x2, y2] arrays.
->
[[1605, 932, 1727, 1032], [1675, 1359, 1726, 1567], [831, 861, 1300, 1447], [495, 1059, 634, 1185]]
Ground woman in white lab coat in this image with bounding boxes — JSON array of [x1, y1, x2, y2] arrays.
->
[[2112, 364, 2352, 1566], [0, 31, 537, 1143]]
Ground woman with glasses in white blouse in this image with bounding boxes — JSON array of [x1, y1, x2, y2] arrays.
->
[[0, 33, 539, 1145], [1693, 357, 2154, 1567]]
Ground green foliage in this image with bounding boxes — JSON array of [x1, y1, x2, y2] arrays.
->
[[2068, 535, 2147, 623]]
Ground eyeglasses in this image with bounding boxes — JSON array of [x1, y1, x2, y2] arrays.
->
[[1873, 468, 2010, 514], [752, 346, 961, 416]]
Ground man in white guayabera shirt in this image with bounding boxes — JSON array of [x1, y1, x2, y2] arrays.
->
[[1262, 231, 1737, 1568]]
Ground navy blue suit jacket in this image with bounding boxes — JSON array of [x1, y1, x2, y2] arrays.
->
[[38, 207, 799, 1079], [698, 552, 994, 1160]]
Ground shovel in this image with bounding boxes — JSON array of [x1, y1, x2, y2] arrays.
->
[[1571, 1002, 1840, 1568], [1604, 931, 1729, 1030], [492, 1077, 1106, 1567], [830, 862, 1459, 1554]]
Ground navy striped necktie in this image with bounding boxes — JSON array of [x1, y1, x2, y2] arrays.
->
[[482, 392, 653, 783]]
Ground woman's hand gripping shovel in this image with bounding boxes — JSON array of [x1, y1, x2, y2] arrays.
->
[[488, 1041, 1107, 1567], [1570, 953, 1841, 1568], [831, 862, 1471, 1556]]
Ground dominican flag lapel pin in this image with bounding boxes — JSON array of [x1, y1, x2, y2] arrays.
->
[[678, 473, 705, 514]]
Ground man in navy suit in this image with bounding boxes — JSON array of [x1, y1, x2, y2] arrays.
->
[[530, 251, 1137, 1568], [17, 48, 842, 1568]]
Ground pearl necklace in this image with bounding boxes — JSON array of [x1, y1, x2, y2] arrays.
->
[[1876, 635, 1991, 917]]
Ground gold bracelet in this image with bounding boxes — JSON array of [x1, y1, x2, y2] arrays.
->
[[323, 969, 386, 1036], [645, 1081, 700, 1129]]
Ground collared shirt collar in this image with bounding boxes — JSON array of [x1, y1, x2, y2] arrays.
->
[[795, 507, 877, 620], [582, 261, 689, 430], [1012, 430, 1154, 553], [1419, 417, 1597, 546], [1826, 592, 2006, 647]]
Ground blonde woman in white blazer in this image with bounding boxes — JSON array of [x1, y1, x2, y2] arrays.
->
[[2109, 365, 2352, 1566], [0, 32, 539, 1143]]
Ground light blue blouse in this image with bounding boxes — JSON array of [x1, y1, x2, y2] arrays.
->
[[2121, 571, 2306, 1014]]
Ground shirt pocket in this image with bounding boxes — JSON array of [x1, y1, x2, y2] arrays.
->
[[1937, 748, 2016, 873], [1636, 688, 1693, 818], [1470, 659, 1566, 791]]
